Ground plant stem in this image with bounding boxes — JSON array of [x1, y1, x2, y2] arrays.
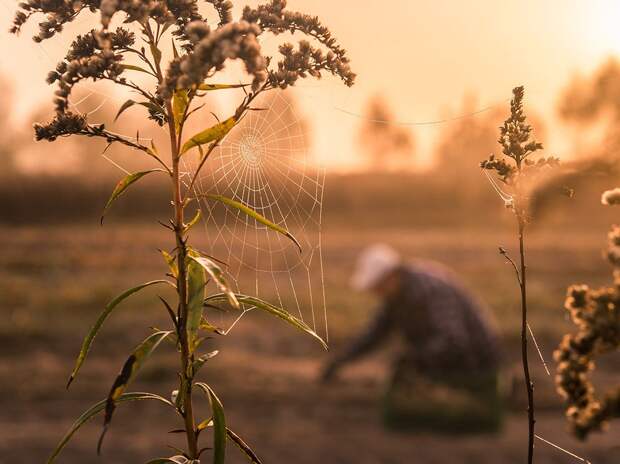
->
[[146, 21, 199, 458], [167, 98, 199, 459], [518, 218, 535, 464]]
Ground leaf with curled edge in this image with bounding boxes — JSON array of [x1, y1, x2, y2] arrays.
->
[[193, 350, 219, 374], [101, 169, 166, 224], [205, 293, 326, 350], [186, 256, 207, 352], [67, 280, 173, 388], [189, 254, 239, 310], [173, 89, 189, 132], [180, 116, 236, 155], [196, 383, 226, 464], [203, 194, 301, 253], [98, 331, 173, 454]]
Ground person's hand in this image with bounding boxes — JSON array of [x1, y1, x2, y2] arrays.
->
[[320, 361, 340, 383]]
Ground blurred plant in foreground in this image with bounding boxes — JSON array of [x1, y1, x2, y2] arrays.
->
[[554, 189, 620, 440], [480, 86, 559, 464], [11, 1, 354, 462]]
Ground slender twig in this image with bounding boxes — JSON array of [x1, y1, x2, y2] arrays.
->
[[498, 246, 522, 286], [518, 217, 536, 464], [121, 47, 159, 77]]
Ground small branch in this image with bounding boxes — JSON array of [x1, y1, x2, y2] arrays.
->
[[78, 125, 172, 174], [106, 76, 157, 103], [498, 246, 521, 286], [121, 47, 159, 77], [83, 125, 149, 151]]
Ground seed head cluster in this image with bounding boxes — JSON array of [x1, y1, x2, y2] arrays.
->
[[162, 20, 267, 97], [48, 28, 135, 114], [269, 39, 354, 89], [11, 0, 355, 143], [481, 86, 559, 185], [241, 0, 355, 87], [10, 0, 203, 41], [554, 224, 620, 439], [33, 112, 88, 141]]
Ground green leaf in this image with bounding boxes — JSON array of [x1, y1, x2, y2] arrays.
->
[[98, 331, 173, 453], [114, 99, 136, 122], [196, 383, 226, 464], [197, 83, 248, 91], [189, 255, 239, 309], [180, 116, 236, 155], [204, 194, 302, 253], [205, 294, 327, 349], [197, 417, 213, 432], [199, 318, 225, 335], [47, 392, 174, 464], [149, 42, 162, 68], [171, 39, 180, 59], [184, 209, 202, 234], [114, 100, 164, 122], [173, 89, 190, 132], [160, 249, 178, 278], [101, 169, 165, 224], [186, 257, 207, 352], [67, 280, 172, 388], [121, 64, 152, 75], [226, 428, 263, 464], [193, 350, 219, 373]]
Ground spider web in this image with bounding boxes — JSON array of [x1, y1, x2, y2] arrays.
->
[[184, 92, 329, 341]]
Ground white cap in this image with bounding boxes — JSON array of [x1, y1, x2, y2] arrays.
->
[[350, 244, 401, 291]]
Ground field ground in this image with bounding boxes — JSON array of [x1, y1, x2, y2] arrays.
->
[[1, 222, 619, 463]]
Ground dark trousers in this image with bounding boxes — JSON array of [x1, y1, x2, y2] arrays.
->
[[383, 357, 503, 434]]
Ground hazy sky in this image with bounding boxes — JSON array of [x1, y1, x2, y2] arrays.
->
[[1, 0, 619, 170]]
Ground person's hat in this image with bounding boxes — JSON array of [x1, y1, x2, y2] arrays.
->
[[350, 244, 401, 291]]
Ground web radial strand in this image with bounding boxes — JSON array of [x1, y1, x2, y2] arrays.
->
[[187, 91, 328, 340]]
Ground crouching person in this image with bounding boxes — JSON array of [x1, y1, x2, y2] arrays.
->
[[321, 244, 503, 433]]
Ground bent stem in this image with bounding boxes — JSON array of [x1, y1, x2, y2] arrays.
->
[[518, 217, 535, 464]]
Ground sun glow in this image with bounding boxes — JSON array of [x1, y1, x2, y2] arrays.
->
[[581, 2, 620, 56]]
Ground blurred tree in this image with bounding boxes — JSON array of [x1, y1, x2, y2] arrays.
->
[[527, 59, 620, 220], [357, 95, 415, 170], [559, 58, 620, 154], [434, 94, 504, 180]]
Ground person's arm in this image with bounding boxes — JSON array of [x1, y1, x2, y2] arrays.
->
[[321, 305, 393, 381]]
